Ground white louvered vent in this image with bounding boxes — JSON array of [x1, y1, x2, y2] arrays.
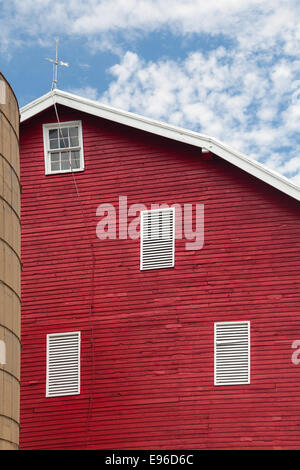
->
[[214, 321, 250, 386], [46, 331, 81, 397], [140, 208, 175, 270]]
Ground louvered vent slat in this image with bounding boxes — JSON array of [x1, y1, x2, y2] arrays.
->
[[141, 208, 175, 270], [46, 332, 81, 397], [214, 321, 250, 385]]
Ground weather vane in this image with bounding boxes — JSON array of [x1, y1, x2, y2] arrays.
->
[[45, 38, 69, 90]]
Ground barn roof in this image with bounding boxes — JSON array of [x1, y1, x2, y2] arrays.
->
[[20, 88, 300, 202]]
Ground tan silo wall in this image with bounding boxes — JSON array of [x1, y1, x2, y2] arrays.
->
[[0, 72, 21, 450]]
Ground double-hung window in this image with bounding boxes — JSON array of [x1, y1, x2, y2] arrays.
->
[[43, 121, 84, 175]]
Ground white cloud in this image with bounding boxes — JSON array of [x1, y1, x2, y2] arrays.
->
[[99, 49, 300, 180], [1, 1, 300, 57], [68, 85, 99, 100]]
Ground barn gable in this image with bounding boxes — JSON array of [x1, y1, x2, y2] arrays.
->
[[20, 88, 300, 202]]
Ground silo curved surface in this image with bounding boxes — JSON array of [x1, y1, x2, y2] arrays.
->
[[0, 72, 20, 450]]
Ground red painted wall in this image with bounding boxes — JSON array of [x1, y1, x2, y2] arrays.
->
[[20, 104, 300, 449]]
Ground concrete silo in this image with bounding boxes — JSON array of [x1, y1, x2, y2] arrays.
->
[[0, 72, 21, 450]]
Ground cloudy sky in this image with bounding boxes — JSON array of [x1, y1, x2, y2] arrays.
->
[[1, 0, 300, 183]]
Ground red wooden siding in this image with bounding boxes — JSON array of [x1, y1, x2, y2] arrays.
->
[[20, 104, 300, 449]]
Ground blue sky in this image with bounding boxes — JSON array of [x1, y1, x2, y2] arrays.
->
[[1, 0, 300, 183]]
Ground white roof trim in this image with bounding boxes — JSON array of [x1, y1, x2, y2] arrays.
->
[[20, 88, 300, 202]]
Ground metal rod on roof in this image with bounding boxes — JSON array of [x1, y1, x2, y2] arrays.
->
[[45, 38, 69, 91]]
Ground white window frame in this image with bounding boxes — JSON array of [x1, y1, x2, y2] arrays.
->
[[43, 120, 84, 175], [214, 320, 250, 386], [140, 207, 175, 271], [46, 331, 81, 397]]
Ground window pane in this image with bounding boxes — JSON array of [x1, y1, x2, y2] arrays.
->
[[59, 128, 69, 138], [70, 137, 79, 147], [50, 152, 60, 172], [51, 161, 60, 171], [50, 152, 60, 162], [71, 151, 81, 169], [61, 160, 70, 170], [49, 129, 58, 139], [61, 151, 69, 160], [60, 137, 70, 148], [69, 127, 78, 137], [61, 152, 71, 170], [50, 139, 59, 149], [70, 136, 79, 147]]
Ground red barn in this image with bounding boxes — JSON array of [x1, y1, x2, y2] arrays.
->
[[19, 89, 300, 450]]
